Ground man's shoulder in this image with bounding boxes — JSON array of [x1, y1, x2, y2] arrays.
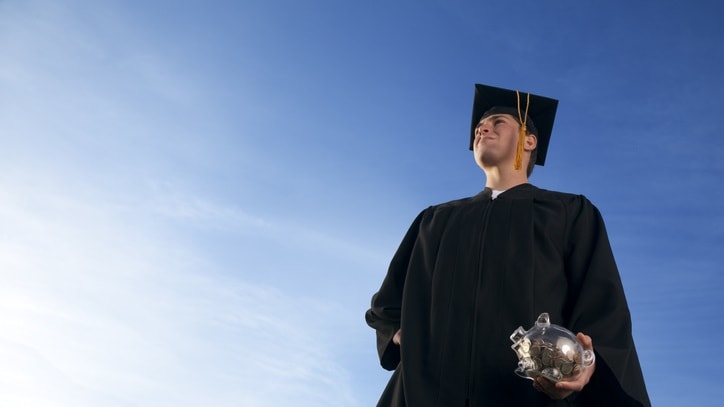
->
[[428, 192, 488, 211], [519, 184, 592, 204], [530, 186, 581, 201], [526, 186, 603, 220]]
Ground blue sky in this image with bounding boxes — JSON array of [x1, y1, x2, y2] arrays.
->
[[1, 0, 722, 406]]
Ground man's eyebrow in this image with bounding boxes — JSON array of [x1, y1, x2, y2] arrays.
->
[[477, 114, 510, 125]]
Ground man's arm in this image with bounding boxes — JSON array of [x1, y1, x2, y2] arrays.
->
[[365, 210, 426, 370]]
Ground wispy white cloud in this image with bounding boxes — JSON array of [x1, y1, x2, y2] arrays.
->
[[0, 2, 399, 406], [0, 171, 361, 406], [143, 180, 387, 267]]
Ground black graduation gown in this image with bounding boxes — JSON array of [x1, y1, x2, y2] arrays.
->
[[365, 184, 650, 407]]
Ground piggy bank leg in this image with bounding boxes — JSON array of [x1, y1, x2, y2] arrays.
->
[[540, 367, 562, 382]]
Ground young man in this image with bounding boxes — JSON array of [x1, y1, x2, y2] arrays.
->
[[365, 84, 651, 406]]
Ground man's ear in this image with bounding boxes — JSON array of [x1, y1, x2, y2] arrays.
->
[[525, 134, 538, 151]]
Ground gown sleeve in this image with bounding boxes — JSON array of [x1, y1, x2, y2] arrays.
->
[[365, 210, 426, 371], [563, 196, 651, 407]]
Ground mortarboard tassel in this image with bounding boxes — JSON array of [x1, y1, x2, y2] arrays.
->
[[514, 91, 531, 171]]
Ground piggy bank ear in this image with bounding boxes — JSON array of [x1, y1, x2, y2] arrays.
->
[[510, 326, 526, 343], [535, 313, 550, 328]]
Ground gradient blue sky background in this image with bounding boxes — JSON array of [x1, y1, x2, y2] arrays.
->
[[1, 1, 722, 406]]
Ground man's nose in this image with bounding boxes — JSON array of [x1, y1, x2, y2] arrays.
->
[[476, 123, 491, 136]]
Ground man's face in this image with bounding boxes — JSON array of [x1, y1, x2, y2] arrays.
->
[[473, 113, 521, 169]]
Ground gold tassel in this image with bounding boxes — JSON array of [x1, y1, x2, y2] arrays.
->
[[514, 123, 526, 170], [514, 91, 531, 171]]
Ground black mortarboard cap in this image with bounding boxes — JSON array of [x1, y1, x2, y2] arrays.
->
[[469, 84, 558, 166]]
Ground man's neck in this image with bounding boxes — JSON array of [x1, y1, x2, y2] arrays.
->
[[483, 166, 529, 191]]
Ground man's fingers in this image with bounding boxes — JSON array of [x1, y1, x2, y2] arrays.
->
[[555, 379, 584, 392], [577, 332, 593, 349], [392, 329, 402, 345], [534, 377, 572, 400]]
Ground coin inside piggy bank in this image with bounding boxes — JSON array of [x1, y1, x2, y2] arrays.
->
[[509, 313, 595, 382]]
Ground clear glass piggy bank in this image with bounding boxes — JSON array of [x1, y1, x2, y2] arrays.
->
[[509, 313, 595, 382]]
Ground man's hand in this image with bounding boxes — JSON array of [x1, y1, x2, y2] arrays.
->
[[392, 329, 402, 345], [532, 333, 595, 400]]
